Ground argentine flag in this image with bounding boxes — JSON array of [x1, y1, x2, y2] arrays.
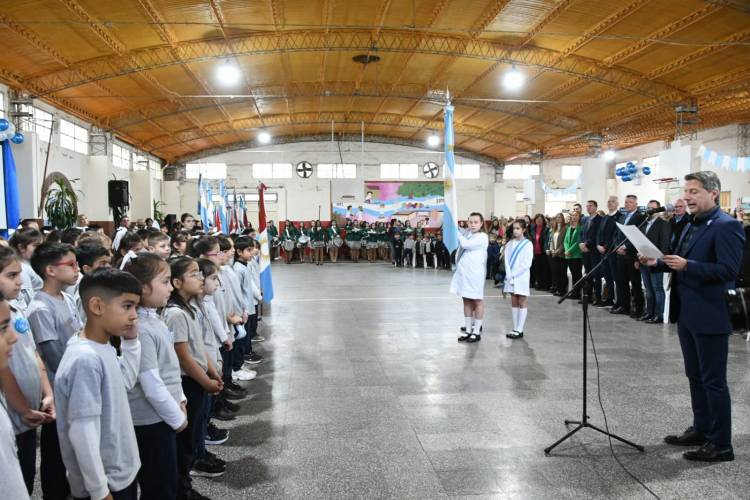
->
[[442, 104, 459, 254], [257, 183, 274, 303]]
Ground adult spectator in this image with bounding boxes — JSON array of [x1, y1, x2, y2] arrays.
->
[[580, 200, 603, 304], [529, 214, 550, 290], [611, 194, 646, 318], [563, 211, 583, 300], [641, 171, 743, 462], [637, 200, 671, 324], [548, 213, 567, 296], [670, 199, 689, 253], [596, 196, 621, 308]]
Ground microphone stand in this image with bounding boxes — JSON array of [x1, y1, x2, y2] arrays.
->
[[544, 212, 653, 455]]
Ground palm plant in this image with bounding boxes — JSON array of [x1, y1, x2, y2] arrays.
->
[[153, 200, 165, 222], [44, 177, 79, 230]]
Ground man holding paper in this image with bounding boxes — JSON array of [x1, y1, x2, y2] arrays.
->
[[640, 171, 744, 462]]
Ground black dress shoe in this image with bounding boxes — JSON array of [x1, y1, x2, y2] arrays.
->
[[591, 300, 605, 307], [460, 326, 483, 333], [610, 307, 629, 315], [457, 334, 471, 342], [506, 331, 523, 339], [683, 442, 734, 462], [645, 317, 663, 324], [223, 387, 247, 401], [636, 313, 651, 321], [465, 334, 481, 343], [629, 311, 644, 319], [664, 426, 708, 446], [211, 407, 237, 421]]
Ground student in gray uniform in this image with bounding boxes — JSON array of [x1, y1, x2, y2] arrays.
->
[[0, 247, 54, 494], [8, 228, 44, 308], [0, 293, 32, 500], [26, 242, 82, 500], [124, 254, 187, 500], [164, 257, 224, 496], [54, 269, 143, 500]]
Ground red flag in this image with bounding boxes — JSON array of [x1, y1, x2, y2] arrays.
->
[[214, 207, 222, 233], [258, 183, 267, 233]]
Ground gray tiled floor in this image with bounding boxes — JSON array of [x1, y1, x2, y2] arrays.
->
[[196, 262, 749, 499]]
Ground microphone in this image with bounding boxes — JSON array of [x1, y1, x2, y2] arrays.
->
[[645, 203, 674, 215]]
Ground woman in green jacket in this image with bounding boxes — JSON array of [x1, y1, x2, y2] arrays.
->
[[281, 220, 300, 264], [563, 211, 583, 299]]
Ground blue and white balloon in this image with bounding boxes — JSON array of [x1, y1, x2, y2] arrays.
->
[[627, 164, 637, 174], [0, 118, 8, 132], [11, 132, 24, 144], [642, 166, 651, 175]]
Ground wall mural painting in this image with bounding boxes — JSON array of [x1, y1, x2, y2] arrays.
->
[[332, 181, 445, 228]]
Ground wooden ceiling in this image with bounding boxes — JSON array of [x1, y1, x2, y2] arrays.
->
[[1, 0, 749, 163]]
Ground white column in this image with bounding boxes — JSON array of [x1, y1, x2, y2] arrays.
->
[[81, 156, 112, 221], [581, 158, 608, 205], [129, 170, 152, 220], [493, 183, 516, 218], [161, 180, 181, 218]]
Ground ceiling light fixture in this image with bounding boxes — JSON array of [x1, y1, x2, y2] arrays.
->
[[258, 130, 271, 144], [603, 150, 616, 161], [216, 62, 241, 86], [427, 133, 440, 147], [502, 64, 525, 92]]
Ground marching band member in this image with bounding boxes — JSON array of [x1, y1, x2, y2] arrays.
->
[[281, 220, 299, 264], [345, 221, 362, 262], [327, 221, 342, 263], [311, 220, 326, 266]]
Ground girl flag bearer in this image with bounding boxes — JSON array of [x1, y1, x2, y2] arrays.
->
[[504, 219, 534, 339], [451, 213, 489, 343]]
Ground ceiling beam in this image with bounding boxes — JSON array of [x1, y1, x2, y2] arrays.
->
[[268, 0, 296, 135], [20, 29, 684, 102]]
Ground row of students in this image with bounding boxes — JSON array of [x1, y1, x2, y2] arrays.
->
[[0, 230, 267, 499]]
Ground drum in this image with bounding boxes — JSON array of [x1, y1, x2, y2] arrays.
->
[[297, 235, 310, 247], [283, 240, 295, 251], [333, 236, 343, 248], [272, 237, 280, 248], [312, 241, 325, 248], [367, 241, 378, 249]]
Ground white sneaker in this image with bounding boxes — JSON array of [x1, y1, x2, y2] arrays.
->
[[241, 367, 257, 378], [232, 369, 256, 381], [250, 335, 265, 343]]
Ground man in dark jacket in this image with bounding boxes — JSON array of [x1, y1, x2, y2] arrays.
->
[[670, 199, 690, 253], [596, 196, 621, 307], [637, 200, 671, 323], [641, 171, 743, 462], [611, 194, 646, 317], [580, 200, 603, 303]]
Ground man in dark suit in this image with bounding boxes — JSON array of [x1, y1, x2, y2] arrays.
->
[[641, 171, 744, 462], [595, 196, 621, 307], [611, 194, 646, 317], [636, 200, 671, 323], [669, 198, 690, 253], [580, 200, 603, 303]]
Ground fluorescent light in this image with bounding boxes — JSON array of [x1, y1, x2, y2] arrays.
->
[[603, 150, 616, 161], [502, 65, 525, 91], [258, 131, 271, 144], [427, 134, 440, 147], [216, 63, 241, 86]]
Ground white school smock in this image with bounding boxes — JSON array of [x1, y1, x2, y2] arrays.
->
[[449, 230, 488, 300], [503, 238, 533, 297]]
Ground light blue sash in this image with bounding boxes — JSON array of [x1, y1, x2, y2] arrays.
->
[[509, 239, 530, 271]]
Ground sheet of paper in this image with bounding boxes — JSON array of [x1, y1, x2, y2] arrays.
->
[[616, 222, 664, 259]]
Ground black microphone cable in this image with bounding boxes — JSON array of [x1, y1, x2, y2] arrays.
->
[[586, 312, 661, 499]]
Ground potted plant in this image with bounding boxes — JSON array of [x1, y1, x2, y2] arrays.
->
[[153, 200, 165, 223], [44, 176, 79, 230]]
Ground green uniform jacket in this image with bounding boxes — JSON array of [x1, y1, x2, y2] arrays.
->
[[564, 226, 583, 259], [311, 228, 326, 242], [346, 227, 362, 241], [281, 225, 300, 241]]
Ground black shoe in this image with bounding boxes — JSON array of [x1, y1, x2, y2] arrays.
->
[[227, 381, 247, 394], [591, 300, 605, 307], [629, 310, 644, 319], [206, 423, 229, 445], [457, 334, 472, 342], [506, 331, 523, 339], [465, 334, 481, 343], [600, 301, 615, 308], [645, 317, 663, 324], [223, 387, 247, 400], [459, 326, 483, 333], [222, 399, 241, 413], [683, 442, 734, 462], [204, 450, 226, 467], [244, 352, 264, 364], [664, 427, 708, 447], [211, 407, 236, 421], [610, 307, 629, 315], [190, 458, 225, 477], [636, 313, 651, 321]]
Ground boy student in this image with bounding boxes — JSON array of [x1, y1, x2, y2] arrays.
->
[[147, 231, 172, 259], [26, 242, 84, 500], [72, 243, 113, 322], [233, 237, 263, 367], [54, 268, 143, 500], [0, 293, 32, 500]]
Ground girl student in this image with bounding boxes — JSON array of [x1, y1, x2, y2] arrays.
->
[[0, 246, 54, 494], [366, 222, 379, 263], [162, 257, 225, 495], [451, 212, 489, 343], [114, 231, 145, 269], [345, 220, 362, 262], [170, 231, 190, 258], [8, 228, 44, 307], [326, 219, 342, 263], [123, 253, 187, 500], [310, 220, 326, 266], [504, 219, 534, 339]]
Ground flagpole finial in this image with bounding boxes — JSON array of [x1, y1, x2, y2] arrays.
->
[[446, 88, 451, 105]]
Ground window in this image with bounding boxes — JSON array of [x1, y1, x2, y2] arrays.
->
[[252, 163, 292, 178], [317, 163, 356, 179], [380, 163, 418, 179], [112, 144, 131, 170], [455, 164, 481, 179], [561, 165, 581, 180], [34, 108, 53, 141], [60, 119, 88, 154], [218, 192, 279, 203], [133, 154, 148, 171], [185, 163, 226, 179], [502, 164, 538, 180]]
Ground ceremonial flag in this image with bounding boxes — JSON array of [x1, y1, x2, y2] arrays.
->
[[219, 180, 228, 234], [0, 140, 21, 238], [242, 195, 249, 229], [257, 183, 274, 303], [206, 182, 215, 231], [442, 103, 459, 254], [229, 187, 239, 233], [198, 175, 210, 231]]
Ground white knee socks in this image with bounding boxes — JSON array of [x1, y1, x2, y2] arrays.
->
[[464, 317, 473, 332], [473, 319, 483, 334], [517, 308, 527, 333], [511, 307, 519, 331]]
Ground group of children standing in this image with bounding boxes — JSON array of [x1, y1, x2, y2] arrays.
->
[[452, 214, 534, 342], [0, 225, 267, 500]]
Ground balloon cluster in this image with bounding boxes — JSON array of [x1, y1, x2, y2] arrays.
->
[[0, 118, 24, 144], [615, 161, 651, 182]]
